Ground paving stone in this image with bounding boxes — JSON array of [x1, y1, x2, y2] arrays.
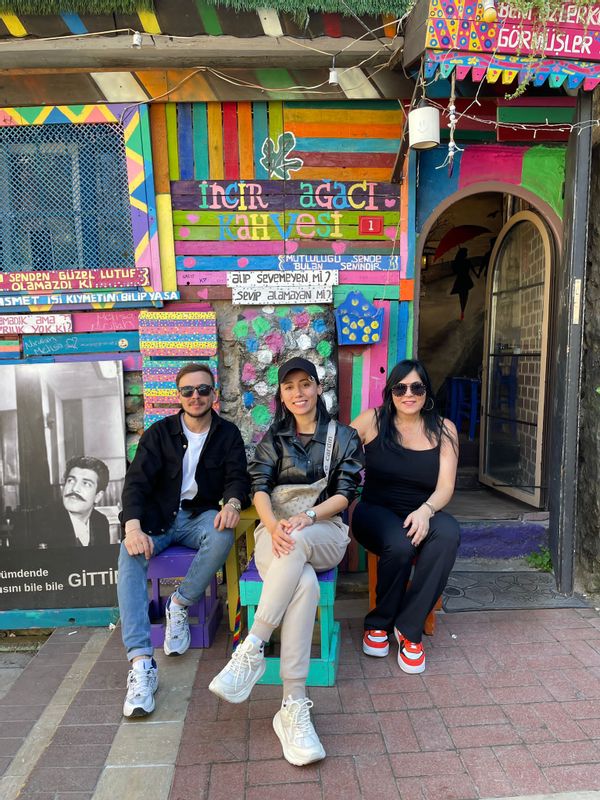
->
[[168, 764, 209, 800], [33, 743, 112, 770], [396, 772, 479, 800], [389, 750, 464, 777], [501, 703, 556, 744], [246, 783, 322, 800], [246, 758, 319, 785], [107, 720, 183, 767], [24, 765, 103, 792], [488, 685, 555, 705], [314, 711, 380, 735], [319, 732, 386, 757], [0, 738, 23, 758], [441, 704, 508, 727], [337, 679, 375, 713], [319, 755, 361, 798], [527, 740, 600, 766], [408, 708, 454, 751], [94, 765, 174, 800], [377, 711, 419, 754], [355, 753, 400, 799], [544, 764, 600, 791], [458, 746, 515, 797], [493, 743, 554, 795], [560, 699, 600, 719], [450, 723, 522, 749], [50, 723, 119, 746], [528, 702, 590, 741], [208, 762, 247, 799], [177, 736, 248, 765], [577, 718, 600, 738], [0, 705, 47, 722]]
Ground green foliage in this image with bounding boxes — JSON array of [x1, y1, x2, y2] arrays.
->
[[525, 546, 553, 572], [0, 0, 153, 11]]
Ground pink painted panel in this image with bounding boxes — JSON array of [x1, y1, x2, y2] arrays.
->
[[177, 271, 229, 285], [458, 146, 523, 189], [176, 241, 285, 255], [339, 271, 400, 285], [71, 310, 140, 332], [369, 300, 389, 408]]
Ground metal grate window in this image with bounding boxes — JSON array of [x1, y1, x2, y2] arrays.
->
[[0, 123, 135, 273]]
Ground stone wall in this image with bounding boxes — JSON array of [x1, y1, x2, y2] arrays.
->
[[577, 111, 600, 591]]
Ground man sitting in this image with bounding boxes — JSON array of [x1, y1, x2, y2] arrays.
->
[[118, 363, 250, 717]]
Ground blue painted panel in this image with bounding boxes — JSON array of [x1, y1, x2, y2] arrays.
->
[[294, 138, 399, 153], [23, 331, 140, 357], [178, 103, 194, 181], [415, 146, 462, 233], [0, 607, 119, 630], [60, 13, 88, 33]]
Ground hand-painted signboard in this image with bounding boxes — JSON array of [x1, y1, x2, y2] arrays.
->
[[23, 332, 140, 357], [139, 309, 218, 357], [0, 314, 72, 334], [0, 290, 179, 311], [0, 268, 151, 294]]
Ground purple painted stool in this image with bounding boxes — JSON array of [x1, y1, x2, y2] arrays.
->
[[147, 546, 222, 649]]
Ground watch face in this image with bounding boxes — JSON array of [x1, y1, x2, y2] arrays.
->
[[306, 510, 316, 519]]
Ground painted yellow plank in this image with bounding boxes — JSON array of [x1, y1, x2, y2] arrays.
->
[[268, 101, 284, 144], [207, 103, 224, 180], [157, 194, 177, 292], [237, 102, 254, 179], [138, 10, 162, 34], [283, 108, 403, 125], [0, 13, 26, 37]]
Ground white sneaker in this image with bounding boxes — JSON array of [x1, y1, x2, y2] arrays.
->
[[273, 696, 326, 766], [208, 638, 265, 703], [164, 596, 191, 656], [123, 660, 158, 718]]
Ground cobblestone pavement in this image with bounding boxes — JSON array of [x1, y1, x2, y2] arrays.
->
[[1, 607, 600, 799]]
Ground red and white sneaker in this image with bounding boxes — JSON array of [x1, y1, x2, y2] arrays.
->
[[394, 629, 425, 674], [362, 629, 390, 657]]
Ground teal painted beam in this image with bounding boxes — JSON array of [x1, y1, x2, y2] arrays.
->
[[0, 607, 119, 630]]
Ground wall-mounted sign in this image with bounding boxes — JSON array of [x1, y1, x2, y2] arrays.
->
[[228, 270, 338, 305], [0, 290, 179, 310], [0, 268, 151, 294], [0, 314, 72, 334]]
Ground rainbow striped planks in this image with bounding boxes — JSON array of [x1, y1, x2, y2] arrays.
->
[[139, 309, 217, 357]]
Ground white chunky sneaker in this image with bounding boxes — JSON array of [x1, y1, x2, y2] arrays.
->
[[123, 660, 158, 718], [208, 638, 265, 703], [273, 696, 326, 766], [164, 596, 191, 656]]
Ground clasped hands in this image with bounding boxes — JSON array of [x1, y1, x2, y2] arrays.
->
[[268, 511, 313, 558]]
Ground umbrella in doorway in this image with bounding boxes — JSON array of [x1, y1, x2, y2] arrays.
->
[[434, 225, 491, 261]]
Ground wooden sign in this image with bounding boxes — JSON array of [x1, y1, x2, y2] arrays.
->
[[71, 310, 140, 333], [0, 268, 151, 294], [0, 290, 179, 311], [23, 332, 140, 357], [139, 310, 218, 357], [176, 253, 400, 272], [228, 271, 337, 305], [0, 339, 20, 359], [0, 314, 72, 334]]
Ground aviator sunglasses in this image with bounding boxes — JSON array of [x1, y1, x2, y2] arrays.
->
[[179, 384, 213, 398], [392, 381, 427, 397]]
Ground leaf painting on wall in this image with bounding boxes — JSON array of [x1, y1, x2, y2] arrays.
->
[[260, 132, 304, 180]]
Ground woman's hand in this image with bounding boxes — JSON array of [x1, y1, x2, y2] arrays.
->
[[285, 512, 313, 532], [268, 520, 296, 558], [403, 505, 432, 546]]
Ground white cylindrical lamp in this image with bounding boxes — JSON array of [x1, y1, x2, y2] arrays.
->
[[408, 103, 440, 150]]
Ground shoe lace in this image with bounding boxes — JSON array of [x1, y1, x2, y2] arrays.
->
[[167, 603, 188, 637], [287, 698, 316, 737], [228, 642, 260, 686], [127, 668, 153, 699]]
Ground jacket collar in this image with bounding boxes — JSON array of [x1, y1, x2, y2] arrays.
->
[[278, 408, 330, 444], [166, 409, 220, 437]]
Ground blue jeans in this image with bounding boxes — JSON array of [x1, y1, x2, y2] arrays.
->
[[117, 508, 234, 661]]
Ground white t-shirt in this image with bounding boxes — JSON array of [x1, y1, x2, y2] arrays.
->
[[180, 418, 209, 502], [69, 513, 90, 546]]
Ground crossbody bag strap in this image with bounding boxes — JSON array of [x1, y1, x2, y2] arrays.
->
[[323, 420, 337, 479]]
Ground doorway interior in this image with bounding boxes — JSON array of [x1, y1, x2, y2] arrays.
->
[[417, 191, 555, 562]]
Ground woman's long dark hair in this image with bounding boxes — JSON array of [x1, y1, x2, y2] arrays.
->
[[274, 380, 330, 426], [376, 359, 456, 451]]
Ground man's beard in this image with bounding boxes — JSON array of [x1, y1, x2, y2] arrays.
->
[[184, 405, 211, 419]]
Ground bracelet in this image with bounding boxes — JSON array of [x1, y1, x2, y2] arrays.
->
[[226, 500, 241, 513], [424, 501, 436, 517]]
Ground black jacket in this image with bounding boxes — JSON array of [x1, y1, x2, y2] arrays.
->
[[250, 410, 364, 504], [121, 411, 250, 536]]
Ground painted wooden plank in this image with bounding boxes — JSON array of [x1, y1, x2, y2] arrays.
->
[[296, 168, 393, 181], [226, 270, 338, 289], [237, 101, 254, 179], [295, 153, 396, 170], [0, 607, 119, 630], [339, 272, 400, 285], [253, 101, 269, 180], [0, 290, 179, 311], [171, 179, 401, 200], [178, 270, 401, 286], [222, 102, 240, 180], [337, 347, 354, 425], [369, 300, 389, 407], [165, 103, 180, 182], [406, 301, 414, 359], [71, 310, 140, 333], [0, 314, 72, 334], [0, 340, 20, 358], [294, 138, 399, 153], [149, 104, 170, 194], [267, 101, 284, 178], [287, 101, 401, 110], [0, 268, 150, 293], [195, 0, 223, 35], [178, 271, 229, 286], [231, 284, 333, 305], [178, 285, 233, 301], [177, 103, 194, 181], [173, 210, 399, 227], [192, 102, 210, 180], [174, 224, 398, 242], [282, 108, 403, 125], [175, 254, 401, 271], [396, 301, 409, 365], [175, 240, 400, 256], [360, 347, 371, 414], [387, 300, 399, 373], [54, 352, 143, 371], [207, 103, 224, 181], [350, 352, 364, 421], [288, 121, 403, 139], [23, 332, 140, 357]]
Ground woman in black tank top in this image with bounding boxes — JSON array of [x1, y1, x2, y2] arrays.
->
[[351, 359, 460, 674]]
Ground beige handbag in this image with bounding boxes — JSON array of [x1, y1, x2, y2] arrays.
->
[[270, 421, 336, 520]]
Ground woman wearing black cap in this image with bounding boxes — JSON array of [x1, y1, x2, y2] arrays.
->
[[209, 356, 363, 766]]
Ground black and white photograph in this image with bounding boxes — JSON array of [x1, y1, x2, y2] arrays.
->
[[0, 361, 126, 610]]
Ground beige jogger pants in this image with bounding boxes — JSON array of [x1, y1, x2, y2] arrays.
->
[[250, 518, 349, 685]]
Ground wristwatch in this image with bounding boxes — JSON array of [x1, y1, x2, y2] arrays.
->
[[226, 499, 242, 513], [304, 509, 317, 523]]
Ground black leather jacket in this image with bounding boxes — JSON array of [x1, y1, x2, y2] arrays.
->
[[121, 411, 250, 536], [250, 410, 364, 504]]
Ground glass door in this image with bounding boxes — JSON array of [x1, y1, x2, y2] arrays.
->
[[479, 211, 553, 507]]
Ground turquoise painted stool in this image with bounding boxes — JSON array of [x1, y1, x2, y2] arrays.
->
[[239, 557, 340, 687]]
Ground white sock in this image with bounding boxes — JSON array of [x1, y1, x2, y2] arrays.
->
[[132, 657, 154, 672], [246, 633, 264, 650]]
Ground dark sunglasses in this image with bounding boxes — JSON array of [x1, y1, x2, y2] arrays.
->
[[392, 382, 427, 397], [179, 384, 213, 398]]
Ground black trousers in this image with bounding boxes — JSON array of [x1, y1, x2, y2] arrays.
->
[[352, 501, 460, 642]]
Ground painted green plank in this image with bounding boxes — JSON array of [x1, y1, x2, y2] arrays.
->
[[334, 285, 400, 304], [172, 210, 399, 227], [165, 103, 180, 182], [387, 300, 399, 372], [194, 0, 223, 35], [498, 106, 575, 124], [350, 352, 364, 421], [406, 301, 414, 358], [0, 607, 119, 630], [255, 70, 295, 102], [192, 102, 209, 180]]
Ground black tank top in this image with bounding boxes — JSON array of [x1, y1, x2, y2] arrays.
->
[[362, 434, 440, 517]]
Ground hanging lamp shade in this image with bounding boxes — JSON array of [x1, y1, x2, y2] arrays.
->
[[408, 102, 440, 150]]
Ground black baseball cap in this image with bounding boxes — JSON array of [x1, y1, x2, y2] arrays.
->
[[277, 357, 320, 384]]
